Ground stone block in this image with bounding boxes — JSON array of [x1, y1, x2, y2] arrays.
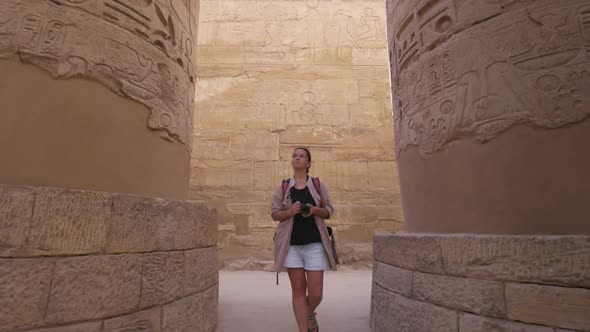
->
[[279, 126, 333, 145], [107, 195, 215, 253], [359, 81, 390, 99], [190, 160, 253, 190], [28, 188, 111, 255], [371, 284, 458, 332], [253, 161, 291, 191], [373, 234, 445, 274], [376, 205, 404, 221], [195, 104, 280, 131], [505, 283, 590, 330], [413, 272, 506, 317], [23, 322, 102, 332], [459, 313, 554, 332], [350, 205, 379, 224], [0, 186, 34, 255], [185, 247, 219, 294], [372, 262, 412, 297], [194, 129, 279, 161], [162, 293, 204, 332], [197, 46, 244, 64], [203, 286, 218, 332], [103, 307, 161, 332], [46, 255, 141, 323], [368, 162, 396, 191], [440, 235, 590, 287], [141, 252, 185, 308], [0, 258, 54, 332]]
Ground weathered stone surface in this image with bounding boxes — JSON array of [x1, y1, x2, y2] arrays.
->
[[388, 0, 590, 155], [440, 235, 590, 287], [0, 258, 54, 332], [375, 234, 590, 287], [412, 272, 506, 317], [103, 307, 161, 332], [162, 293, 204, 332], [141, 252, 185, 308], [506, 283, 590, 330], [46, 255, 142, 323], [22, 322, 102, 332], [459, 313, 554, 332], [371, 284, 458, 332], [28, 188, 111, 255], [372, 262, 412, 297], [107, 195, 215, 253], [0, 186, 33, 255], [0, 0, 197, 145], [185, 247, 219, 294], [373, 234, 444, 274], [203, 286, 218, 332]]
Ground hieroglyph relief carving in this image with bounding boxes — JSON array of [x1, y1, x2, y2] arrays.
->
[[388, 0, 590, 155], [0, 0, 197, 147]]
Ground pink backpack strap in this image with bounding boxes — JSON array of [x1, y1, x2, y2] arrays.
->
[[281, 179, 290, 199], [311, 177, 323, 207]]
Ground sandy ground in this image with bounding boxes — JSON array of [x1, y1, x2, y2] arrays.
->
[[216, 270, 372, 332]]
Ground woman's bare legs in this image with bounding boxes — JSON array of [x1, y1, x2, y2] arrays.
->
[[288, 268, 324, 332], [305, 270, 324, 331], [288, 268, 309, 332]]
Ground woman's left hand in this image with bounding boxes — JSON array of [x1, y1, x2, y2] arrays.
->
[[302, 206, 316, 218]]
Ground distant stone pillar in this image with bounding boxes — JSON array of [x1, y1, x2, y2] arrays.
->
[[372, 0, 590, 331], [0, 1, 219, 331]]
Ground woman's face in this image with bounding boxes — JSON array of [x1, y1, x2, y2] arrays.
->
[[291, 149, 310, 171]]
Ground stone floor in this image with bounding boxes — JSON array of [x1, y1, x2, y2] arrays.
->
[[217, 270, 372, 332]]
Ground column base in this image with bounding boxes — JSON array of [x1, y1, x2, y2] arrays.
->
[[0, 184, 218, 332], [371, 233, 590, 331]]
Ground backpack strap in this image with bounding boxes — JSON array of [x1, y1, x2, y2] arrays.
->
[[281, 178, 290, 200], [311, 177, 323, 207]]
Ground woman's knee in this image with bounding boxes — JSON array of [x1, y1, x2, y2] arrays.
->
[[288, 270, 307, 296], [308, 288, 323, 303]]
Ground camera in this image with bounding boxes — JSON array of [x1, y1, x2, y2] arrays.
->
[[300, 204, 311, 215]]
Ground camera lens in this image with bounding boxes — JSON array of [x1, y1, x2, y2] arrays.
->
[[301, 205, 310, 214]]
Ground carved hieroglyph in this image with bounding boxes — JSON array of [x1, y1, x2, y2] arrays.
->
[[0, 0, 197, 147], [388, 0, 590, 155]]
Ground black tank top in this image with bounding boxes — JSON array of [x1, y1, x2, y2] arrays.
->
[[290, 186, 322, 245]]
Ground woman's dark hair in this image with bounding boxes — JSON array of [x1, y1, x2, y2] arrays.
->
[[294, 147, 311, 174]]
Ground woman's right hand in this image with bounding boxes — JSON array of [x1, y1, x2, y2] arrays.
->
[[290, 201, 302, 216]]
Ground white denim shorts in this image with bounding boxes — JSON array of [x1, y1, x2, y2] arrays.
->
[[283, 242, 330, 270]]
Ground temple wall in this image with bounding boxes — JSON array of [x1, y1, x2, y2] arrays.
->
[[192, 0, 401, 270]]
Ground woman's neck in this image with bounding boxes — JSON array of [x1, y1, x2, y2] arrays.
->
[[293, 170, 307, 182]]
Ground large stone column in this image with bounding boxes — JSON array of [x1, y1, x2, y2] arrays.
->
[[0, 0, 198, 200], [372, 0, 590, 331], [0, 1, 219, 331]]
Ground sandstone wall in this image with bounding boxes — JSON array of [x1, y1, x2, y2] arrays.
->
[[0, 185, 218, 332], [192, 0, 401, 270]]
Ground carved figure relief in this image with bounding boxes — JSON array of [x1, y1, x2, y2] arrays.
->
[[389, 0, 590, 155], [1, 0, 197, 147], [291, 91, 319, 125]]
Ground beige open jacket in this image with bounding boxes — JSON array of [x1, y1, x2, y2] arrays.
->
[[271, 176, 337, 279]]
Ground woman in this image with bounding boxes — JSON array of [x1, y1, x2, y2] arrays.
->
[[271, 147, 337, 332]]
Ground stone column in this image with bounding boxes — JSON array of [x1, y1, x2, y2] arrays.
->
[[0, 0, 199, 200], [372, 0, 590, 331], [0, 1, 219, 331]]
